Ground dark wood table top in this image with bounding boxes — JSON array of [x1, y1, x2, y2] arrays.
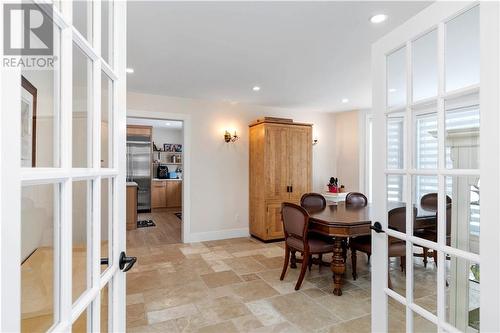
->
[[307, 202, 436, 227]]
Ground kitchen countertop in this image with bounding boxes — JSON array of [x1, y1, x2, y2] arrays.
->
[[152, 178, 182, 181], [126, 181, 138, 187]]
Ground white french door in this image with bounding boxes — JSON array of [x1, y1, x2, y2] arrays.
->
[[0, 1, 128, 332], [372, 1, 500, 332]]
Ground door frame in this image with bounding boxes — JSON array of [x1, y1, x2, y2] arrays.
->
[[0, 1, 127, 331], [127, 109, 192, 243], [371, 1, 500, 332]]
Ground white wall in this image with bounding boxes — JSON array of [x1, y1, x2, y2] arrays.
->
[[128, 92, 336, 236], [334, 110, 361, 192], [152, 127, 183, 148]]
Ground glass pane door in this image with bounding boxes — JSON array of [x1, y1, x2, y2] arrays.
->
[[370, 2, 497, 332], [0, 1, 127, 332]]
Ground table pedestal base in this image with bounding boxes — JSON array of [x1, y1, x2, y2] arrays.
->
[[331, 238, 346, 296]]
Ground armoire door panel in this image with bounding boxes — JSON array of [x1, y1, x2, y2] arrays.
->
[[266, 202, 284, 239], [287, 126, 312, 200], [264, 125, 289, 200]]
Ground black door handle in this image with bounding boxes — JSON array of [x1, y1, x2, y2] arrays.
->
[[101, 258, 109, 265], [119, 251, 137, 272], [370, 221, 385, 233]]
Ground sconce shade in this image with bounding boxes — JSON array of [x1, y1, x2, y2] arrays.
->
[[224, 130, 239, 143]]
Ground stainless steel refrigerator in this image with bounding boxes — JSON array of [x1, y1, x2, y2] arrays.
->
[[126, 138, 151, 212]]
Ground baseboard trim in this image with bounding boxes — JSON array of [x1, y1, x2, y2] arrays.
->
[[187, 228, 250, 243]]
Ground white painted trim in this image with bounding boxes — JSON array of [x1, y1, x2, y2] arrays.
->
[[127, 109, 192, 244], [188, 228, 250, 243]]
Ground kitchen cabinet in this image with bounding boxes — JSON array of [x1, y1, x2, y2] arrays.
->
[[151, 181, 166, 208], [151, 180, 182, 209], [249, 118, 312, 241], [126, 183, 138, 230], [166, 181, 182, 208]]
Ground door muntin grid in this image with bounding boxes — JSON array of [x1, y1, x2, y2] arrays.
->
[[14, 1, 121, 332], [383, 4, 480, 332]]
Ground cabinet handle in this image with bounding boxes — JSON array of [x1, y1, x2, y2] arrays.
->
[[286, 186, 290, 193], [290, 185, 293, 193]]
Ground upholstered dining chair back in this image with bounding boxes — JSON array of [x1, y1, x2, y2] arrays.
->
[[420, 193, 452, 212], [388, 206, 417, 244], [281, 202, 309, 241], [300, 193, 326, 210], [345, 192, 368, 206]]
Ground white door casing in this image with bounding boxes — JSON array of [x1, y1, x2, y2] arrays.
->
[[371, 2, 500, 332], [0, 1, 127, 332]]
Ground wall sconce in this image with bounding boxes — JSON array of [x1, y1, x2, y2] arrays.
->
[[224, 130, 239, 143], [312, 138, 319, 146]]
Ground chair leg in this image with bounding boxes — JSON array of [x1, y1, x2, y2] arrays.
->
[[280, 245, 290, 281], [290, 251, 297, 269], [318, 254, 323, 272], [308, 254, 313, 271], [400, 256, 406, 272], [422, 247, 428, 268], [295, 252, 309, 290], [351, 249, 358, 280], [433, 250, 438, 267]]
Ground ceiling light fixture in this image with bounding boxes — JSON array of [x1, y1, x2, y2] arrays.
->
[[126, 68, 134, 74], [166, 122, 171, 126], [252, 86, 261, 92], [341, 98, 349, 103], [370, 14, 387, 24], [388, 88, 397, 93]]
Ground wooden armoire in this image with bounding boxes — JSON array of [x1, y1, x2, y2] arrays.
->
[[249, 118, 312, 241]]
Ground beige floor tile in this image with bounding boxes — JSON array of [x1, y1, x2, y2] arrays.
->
[[240, 273, 261, 282], [127, 303, 148, 328], [230, 280, 279, 303], [222, 257, 267, 275], [175, 312, 216, 333], [196, 296, 251, 322], [301, 288, 328, 299], [128, 320, 179, 333], [197, 320, 239, 333], [326, 314, 371, 333], [231, 314, 264, 331], [246, 300, 286, 326], [143, 282, 209, 312], [147, 303, 198, 325], [315, 294, 371, 321], [249, 321, 301, 333], [127, 293, 145, 305], [201, 270, 243, 288]]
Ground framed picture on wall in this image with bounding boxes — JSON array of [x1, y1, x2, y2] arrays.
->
[[21, 76, 37, 167], [173, 144, 183, 152], [163, 143, 173, 152]]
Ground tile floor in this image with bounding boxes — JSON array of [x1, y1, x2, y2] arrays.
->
[[126, 237, 438, 332]]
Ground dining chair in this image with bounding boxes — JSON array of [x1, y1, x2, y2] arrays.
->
[[345, 192, 368, 206], [344, 192, 368, 261], [415, 193, 452, 267], [300, 192, 326, 210], [350, 206, 417, 284], [280, 202, 334, 290]]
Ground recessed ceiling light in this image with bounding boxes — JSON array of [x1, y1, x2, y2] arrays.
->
[[252, 86, 261, 92], [126, 68, 134, 74], [166, 122, 171, 126], [341, 98, 349, 103], [388, 88, 397, 93], [370, 14, 387, 24]]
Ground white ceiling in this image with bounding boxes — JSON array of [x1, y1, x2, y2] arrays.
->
[[127, 1, 432, 112], [127, 117, 184, 129]]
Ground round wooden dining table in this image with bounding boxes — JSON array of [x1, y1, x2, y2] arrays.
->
[[306, 202, 435, 296]]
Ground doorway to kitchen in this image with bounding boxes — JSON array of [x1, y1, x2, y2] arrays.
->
[[125, 117, 185, 246]]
